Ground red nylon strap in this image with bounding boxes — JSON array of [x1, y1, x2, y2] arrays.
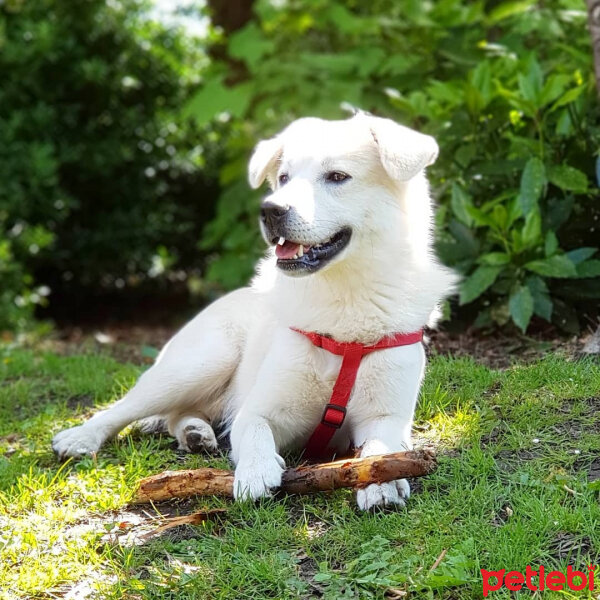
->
[[292, 328, 423, 459]]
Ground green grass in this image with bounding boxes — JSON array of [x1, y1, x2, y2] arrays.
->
[[1, 346, 599, 599]]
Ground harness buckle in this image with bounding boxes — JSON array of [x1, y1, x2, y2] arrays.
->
[[321, 404, 347, 429]]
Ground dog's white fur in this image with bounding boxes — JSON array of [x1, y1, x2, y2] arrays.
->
[[52, 114, 456, 510]]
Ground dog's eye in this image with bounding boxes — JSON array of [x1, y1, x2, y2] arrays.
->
[[325, 171, 351, 183], [278, 173, 289, 186]]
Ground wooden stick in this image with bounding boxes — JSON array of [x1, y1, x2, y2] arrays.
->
[[133, 449, 436, 504]]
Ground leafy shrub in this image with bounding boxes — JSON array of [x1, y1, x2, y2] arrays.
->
[[189, 0, 600, 332], [0, 0, 218, 330]]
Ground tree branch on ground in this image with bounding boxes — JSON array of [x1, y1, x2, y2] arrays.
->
[[134, 449, 437, 503]]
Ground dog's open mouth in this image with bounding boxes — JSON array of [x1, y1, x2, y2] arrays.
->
[[272, 228, 352, 274]]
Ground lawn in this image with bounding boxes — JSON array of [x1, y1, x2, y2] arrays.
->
[[1, 345, 599, 599]]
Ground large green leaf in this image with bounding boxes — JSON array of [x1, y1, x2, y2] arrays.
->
[[459, 266, 503, 305], [544, 231, 558, 257], [539, 74, 570, 107], [524, 255, 577, 278], [517, 56, 543, 106], [547, 164, 588, 192], [229, 24, 275, 71], [183, 78, 253, 126], [566, 247, 597, 264], [448, 220, 480, 257], [479, 252, 511, 266], [509, 285, 534, 332], [468, 61, 493, 110], [543, 196, 574, 231], [518, 157, 545, 214], [486, 0, 536, 23], [576, 260, 600, 278], [450, 184, 474, 226], [526, 276, 553, 321], [550, 86, 584, 111], [521, 210, 541, 249]]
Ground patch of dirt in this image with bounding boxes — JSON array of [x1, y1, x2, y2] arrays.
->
[[494, 449, 540, 461], [495, 447, 539, 465], [406, 477, 424, 496], [147, 523, 206, 543], [560, 396, 600, 415], [428, 328, 592, 368], [38, 324, 177, 365], [549, 532, 595, 563], [296, 552, 323, 597], [87, 500, 220, 547], [551, 398, 600, 440], [480, 425, 506, 448], [494, 449, 541, 475], [587, 458, 600, 482], [16, 316, 598, 368], [491, 503, 514, 527]]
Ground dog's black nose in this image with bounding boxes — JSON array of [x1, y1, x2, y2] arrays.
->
[[260, 201, 290, 230]]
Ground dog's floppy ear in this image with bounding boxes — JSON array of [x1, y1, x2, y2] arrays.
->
[[248, 135, 283, 189], [366, 116, 439, 182]]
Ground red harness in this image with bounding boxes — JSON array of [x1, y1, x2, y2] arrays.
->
[[292, 327, 423, 460]]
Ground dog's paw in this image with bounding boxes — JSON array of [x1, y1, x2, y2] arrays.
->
[[181, 423, 218, 454], [172, 417, 218, 454], [356, 478, 410, 511], [233, 453, 285, 501], [52, 426, 105, 460]]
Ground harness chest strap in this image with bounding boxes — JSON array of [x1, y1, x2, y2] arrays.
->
[[291, 327, 424, 460]]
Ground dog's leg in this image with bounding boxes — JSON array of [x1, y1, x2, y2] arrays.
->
[[230, 413, 286, 501], [168, 413, 218, 454], [353, 416, 413, 510], [52, 364, 218, 459], [134, 415, 169, 435], [52, 311, 241, 459], [228, 327, 319, 501], [350, 344, 424, 510]]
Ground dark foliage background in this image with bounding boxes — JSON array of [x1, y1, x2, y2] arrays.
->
[[0, 0, 223, 328], [1, 0, 599, 333]]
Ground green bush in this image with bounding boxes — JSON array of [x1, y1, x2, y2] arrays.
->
[[0, 0, 219, 330], [189, 0, 600, 332]]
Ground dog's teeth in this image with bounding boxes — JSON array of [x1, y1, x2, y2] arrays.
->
[[298, 245, 304, 258], [292, 254, 298, 259], [277, 237, 285, 246]]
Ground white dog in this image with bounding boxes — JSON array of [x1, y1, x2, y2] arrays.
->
[[52, 113, 456, 510]]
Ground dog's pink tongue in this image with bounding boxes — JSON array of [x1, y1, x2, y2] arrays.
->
[[276, 240, 300, 259]]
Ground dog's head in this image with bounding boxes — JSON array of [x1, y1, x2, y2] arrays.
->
[[249, 114, 439, 276]]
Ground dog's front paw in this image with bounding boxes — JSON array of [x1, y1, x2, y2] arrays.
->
[[52, 425, 105, 460], [233, 453, 285, 501], [356, 478, 410, 511]]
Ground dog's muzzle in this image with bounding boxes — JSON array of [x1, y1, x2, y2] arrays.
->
[[260, 200, 352, 276], [260, 200, 290, 240]]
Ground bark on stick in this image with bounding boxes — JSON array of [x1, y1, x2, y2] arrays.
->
[[133, 449, 436, 504]]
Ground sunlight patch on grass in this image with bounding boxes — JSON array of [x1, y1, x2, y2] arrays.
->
[[419, 408, 482, 448]]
